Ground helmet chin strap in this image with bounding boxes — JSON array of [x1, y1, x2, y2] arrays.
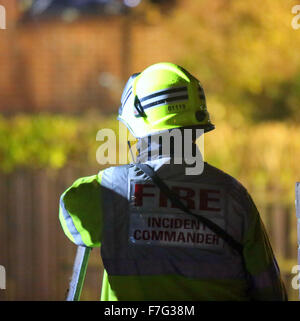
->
[[134, 96, 147, 118], [127, 141, 136, 163]]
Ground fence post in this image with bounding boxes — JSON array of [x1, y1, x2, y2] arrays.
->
[[296, 182, 300, 299]]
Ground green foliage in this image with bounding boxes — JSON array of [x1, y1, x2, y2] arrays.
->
[[1, 113, 299, 206], [137, 0, 300, 122], [0, 113, 116, 172]]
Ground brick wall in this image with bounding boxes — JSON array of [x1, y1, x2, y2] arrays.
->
[[0, 1, 174, 113]]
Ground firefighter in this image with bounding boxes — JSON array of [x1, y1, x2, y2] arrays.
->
[[59, 62, 287, 300]]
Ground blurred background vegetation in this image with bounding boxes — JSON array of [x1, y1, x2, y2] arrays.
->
[[0, 0, 299, 300]]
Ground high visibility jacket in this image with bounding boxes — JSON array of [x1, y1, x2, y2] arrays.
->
[[59, 158, 287, 301]]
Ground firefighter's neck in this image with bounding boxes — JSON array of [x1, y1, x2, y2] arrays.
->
[[135, 133, 199, 165]]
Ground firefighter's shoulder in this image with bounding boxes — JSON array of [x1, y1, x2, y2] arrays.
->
[[204, 162, 249, 195], [99, 164, 130, 189], [59, 172, 104, 247], [59, 164, 132, 247], [203, 162, 256, 218]]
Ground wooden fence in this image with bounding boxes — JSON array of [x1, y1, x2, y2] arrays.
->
[[0, 167, 103, 301], [0, 168, 298, 300]]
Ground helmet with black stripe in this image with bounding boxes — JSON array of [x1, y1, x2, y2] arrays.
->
[[117, 62, 215, 138]]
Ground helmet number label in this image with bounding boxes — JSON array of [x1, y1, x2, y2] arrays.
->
[[167, 104, 186, 112]]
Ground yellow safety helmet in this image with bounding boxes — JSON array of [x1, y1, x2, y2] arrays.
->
[[117, 62, 215, 138]]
